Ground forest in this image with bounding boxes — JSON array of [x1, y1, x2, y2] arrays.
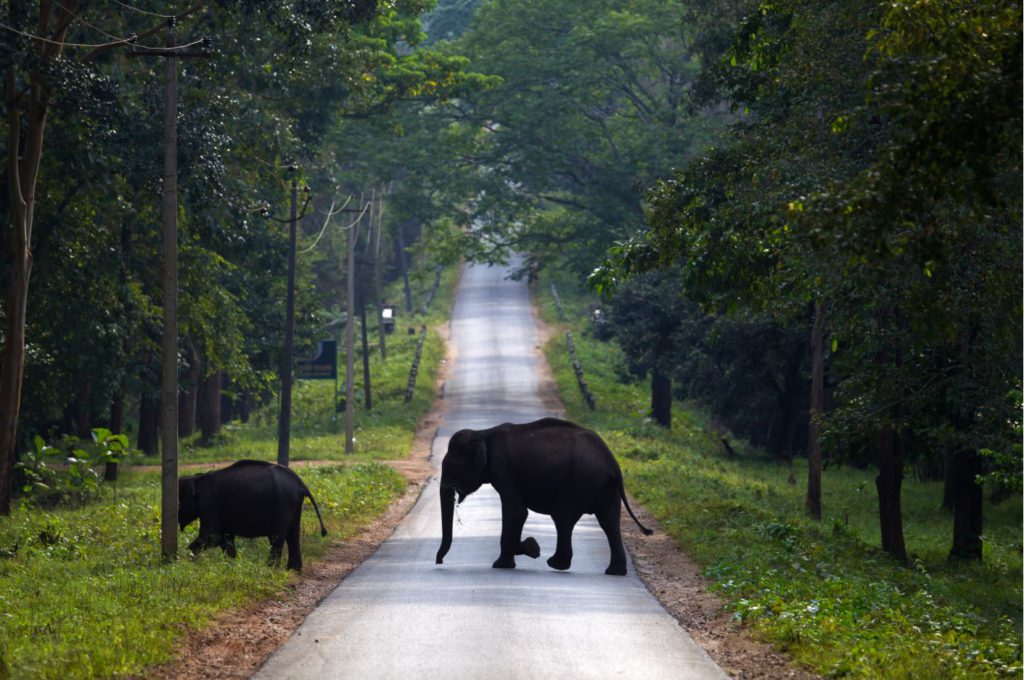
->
[[0, 0, 1021, 677]]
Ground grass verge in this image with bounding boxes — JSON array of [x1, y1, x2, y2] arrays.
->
[[537, 274, 1022, 679], [0, 463, 404, 679]]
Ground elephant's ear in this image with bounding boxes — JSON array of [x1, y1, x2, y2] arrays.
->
[[471, 438, 488, 475]]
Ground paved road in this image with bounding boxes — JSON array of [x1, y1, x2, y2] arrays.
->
[[255, 261, 727, 679]]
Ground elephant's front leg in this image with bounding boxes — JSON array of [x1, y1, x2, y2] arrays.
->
[[547, 512, 582, 571], [493, 497, 529, 569]]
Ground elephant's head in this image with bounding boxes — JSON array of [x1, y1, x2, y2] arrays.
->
[[177, 474, 203, 530], [435, 429, 489, 564]]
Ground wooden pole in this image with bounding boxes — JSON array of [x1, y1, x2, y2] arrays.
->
[[374, 194, 387, 362], [160, 18, 179, 561], [344, 204, 358, 454], [277, 169, 298, 466]]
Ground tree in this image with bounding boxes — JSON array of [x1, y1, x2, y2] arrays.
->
[[596, 0, 1021, 561]]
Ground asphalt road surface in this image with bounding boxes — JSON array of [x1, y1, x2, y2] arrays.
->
[[254, 261, 727, 679]]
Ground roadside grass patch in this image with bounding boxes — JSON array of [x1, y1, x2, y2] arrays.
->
[[0, 463, 404, 679], [537, 275, 1022, 679]]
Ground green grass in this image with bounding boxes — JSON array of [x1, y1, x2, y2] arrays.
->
[[538, 275, 1023, 679], [0, 463, 405, 679]]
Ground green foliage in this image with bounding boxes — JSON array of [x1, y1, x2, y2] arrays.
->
[[0, 464, 403, 678], [417, 0, 727, 277], [539, 278, 1023, 679], [14, 430, 132, 508]]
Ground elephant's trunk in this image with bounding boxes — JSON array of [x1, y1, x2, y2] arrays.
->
[[436, 484, 455, 564]]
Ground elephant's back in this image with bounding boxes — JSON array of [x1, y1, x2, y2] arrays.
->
[[211, 462, 305, 535]]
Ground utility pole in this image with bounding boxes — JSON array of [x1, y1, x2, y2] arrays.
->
[[358, 273, 373, 410], [108, 12, 211, 561], [344, 205, 358, 454], [159, 18, 179, 561], [126, 17, 211, 561], [278, 167, 299, 466], [373, 193, 387, 362], [258, 167, 311, 466]]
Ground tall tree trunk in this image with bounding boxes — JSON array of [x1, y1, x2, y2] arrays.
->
[[1, 64, 42, 513], [73, 372, 94, 439], [137, 394, 160, 456], [178, 347, 201, 437], [199, 371, 222, 442], [0, 246, 30, 516], [359, 288, 373, 410], [875, 423, 908, 562], [395, 219, 414, 314], [948, 448, 984, 560], [941, 445, 956, 511], [650, 368, 671, 428], [220, 377, 235, 424], [806, 302, 825, 519], [107, 219, 134, 483]]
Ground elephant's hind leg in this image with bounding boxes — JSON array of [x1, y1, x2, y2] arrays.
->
[[268, 534, 286, 567], [596, 503, 628, 575], [546, 512, 581, 571], [518, 536, 540, 559], [285, 517, 303, 571]]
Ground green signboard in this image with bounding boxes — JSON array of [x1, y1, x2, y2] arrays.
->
[[297, 340, 337, 380]]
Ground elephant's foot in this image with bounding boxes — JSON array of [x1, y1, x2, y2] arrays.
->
[[518, 537, 540, 559], [492, 555, 517, 569], [546, 554, 572, 571], [605, 562, 627, 576]]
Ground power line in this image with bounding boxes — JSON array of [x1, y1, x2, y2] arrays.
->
[[111, 0, 176, 19], [128, 36, 210, 52], [0, 20, 136, 49], [298, 195, 359, 255], [54, 1, 130, 42], [0, 10, 208, 53]]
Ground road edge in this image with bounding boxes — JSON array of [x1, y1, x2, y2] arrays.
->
[[141, 320, 457, 680]]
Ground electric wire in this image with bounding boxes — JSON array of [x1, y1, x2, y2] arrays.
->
[[297, 195, 357, 255], [54, 1, 130, 42], [0, 20, 207, 52], [0, 20, 135, 49], [111, 0, 176, 19]]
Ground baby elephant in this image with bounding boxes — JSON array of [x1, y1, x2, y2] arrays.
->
[[178, 460, 327, 571]]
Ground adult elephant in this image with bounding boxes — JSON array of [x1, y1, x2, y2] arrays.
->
[[179, 460, 327, 571], [434, 418, 652, 575]]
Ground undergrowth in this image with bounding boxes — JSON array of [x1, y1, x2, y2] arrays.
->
[[537, 274, 1022, 679]]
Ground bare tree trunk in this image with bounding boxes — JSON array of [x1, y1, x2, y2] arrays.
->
[[875, 423, 908, 562], [806, 302, 825, 519], [178, 347, 200, 437], [948, 448, 983, 560], [941, 445, 956, 511], [199, 371, 222, 442], [138, 393, 160, 456], [72, 372, 94, 439], [650, 368, 671, 428], [1, 37, 57, 512], [0, 247, 30, 515], [395, 219, 414, 314]]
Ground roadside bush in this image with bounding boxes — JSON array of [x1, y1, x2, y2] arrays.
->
[[14, 429, 132, 508]]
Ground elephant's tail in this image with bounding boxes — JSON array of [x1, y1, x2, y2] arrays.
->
[[620, 484, 653, 536], [305, 491, 329, 537]]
